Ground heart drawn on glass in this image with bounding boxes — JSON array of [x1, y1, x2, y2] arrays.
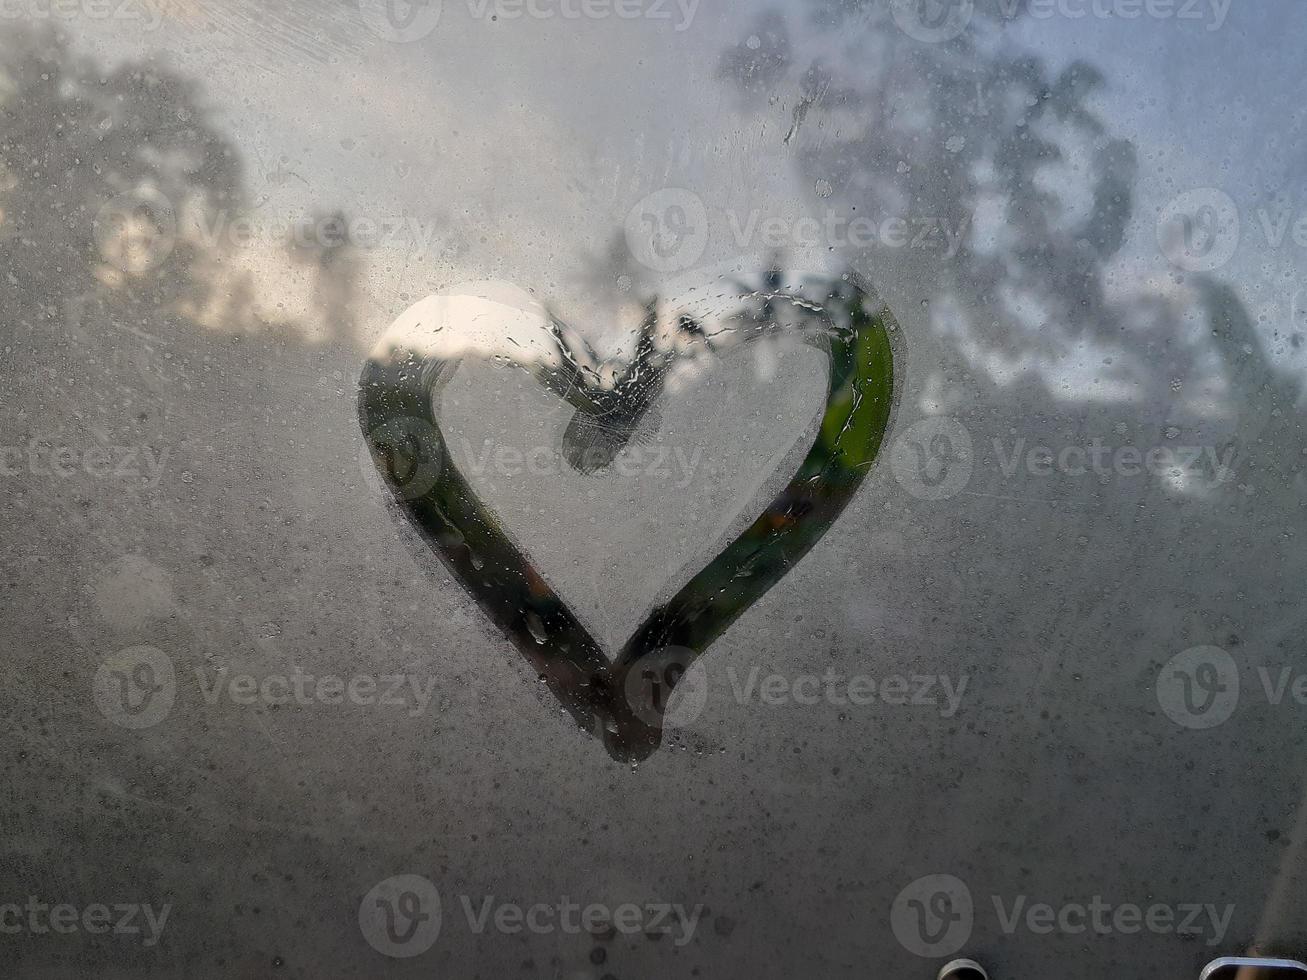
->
[[358, 266, 899, 761]]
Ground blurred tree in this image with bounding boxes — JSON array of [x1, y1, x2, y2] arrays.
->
[[0, 25, 243, 336]]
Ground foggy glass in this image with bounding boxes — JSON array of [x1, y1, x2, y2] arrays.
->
[[2, 1, 1305, 978]]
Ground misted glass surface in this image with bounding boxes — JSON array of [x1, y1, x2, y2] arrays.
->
[[2, 1, 1305, 977]]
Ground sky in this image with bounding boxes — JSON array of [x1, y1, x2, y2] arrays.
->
[[27, 0, 1307, 383]]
